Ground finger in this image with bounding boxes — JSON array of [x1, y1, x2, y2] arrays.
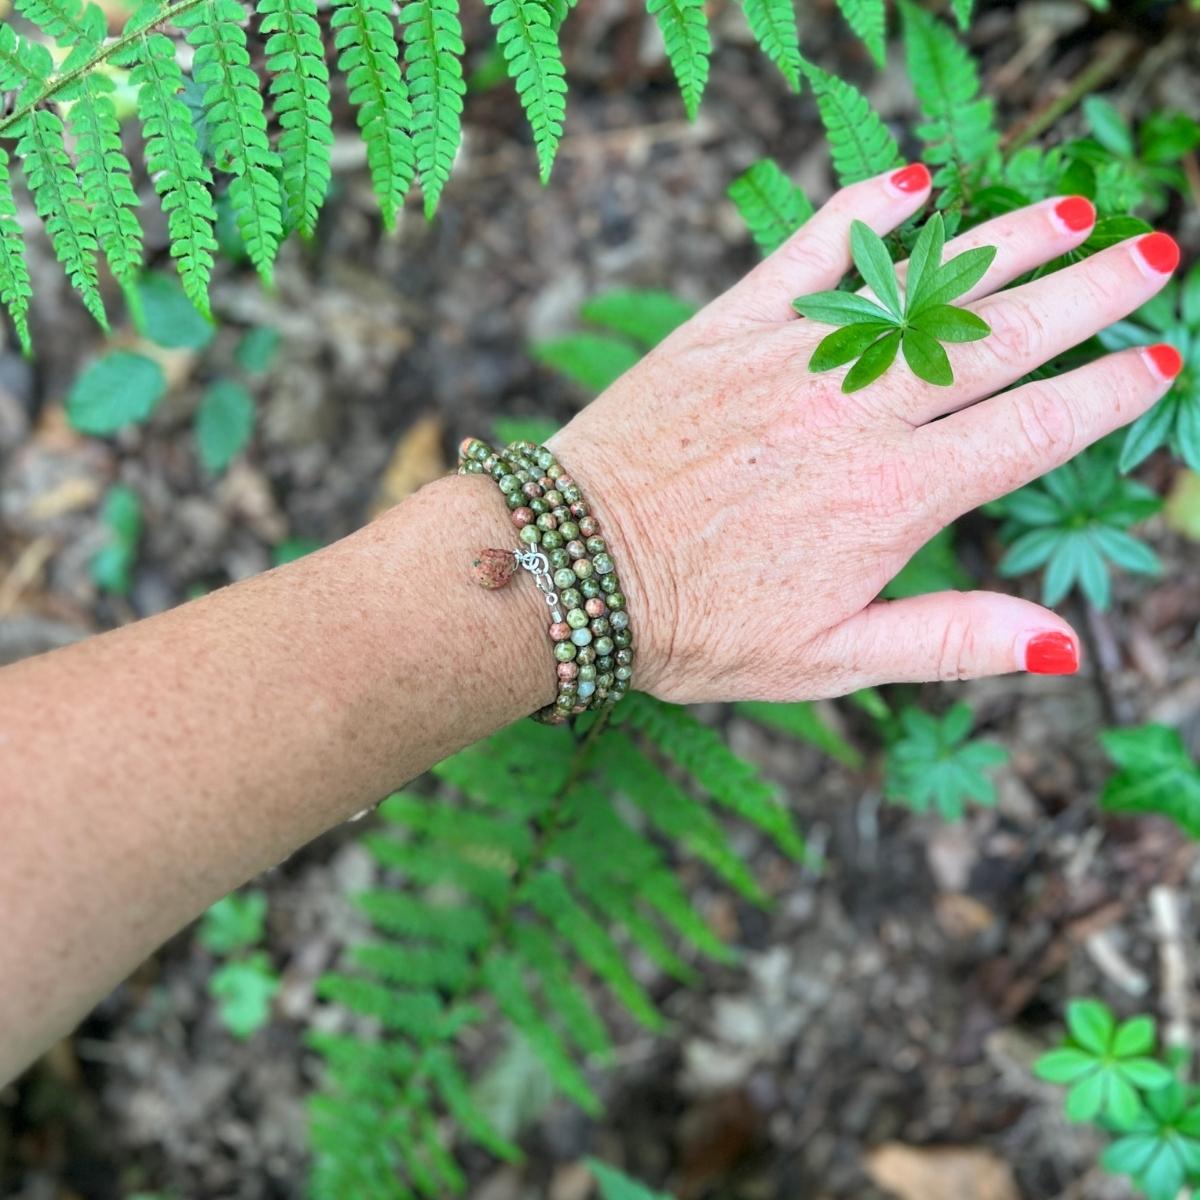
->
[[917, 344, 1182, 519], [716, 163, 933, 326], [813, 590, 1080, 692], [858, 195, 1097, 309], [899, 230, 1181, 424]]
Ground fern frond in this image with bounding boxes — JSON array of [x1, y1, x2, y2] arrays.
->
[[14, 0, 104, 54], [399, 0, 465, 217], [646, 0, 710, 120], [739, 0, 800, 91], [130, 30, 218, 315], [898, 0, 996, 204], [728, 156, 813, 254], [181, 0, 284, 281], [0, 25, 53, 101], [14, 110, 107, 327], [801, 60, 901, 185], [835, 0, 886, 67], [259, 0, 333, 237], [484, 0, 566, 181], [0, 150, 33, 354]]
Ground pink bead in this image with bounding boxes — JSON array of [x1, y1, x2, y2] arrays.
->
[[557, 662, 578, 681], [549, 622, 570, 641], [585, 598, 606, 618], [569, 502, 588, 519], [471, 549, 516, 589], [511, 507, 535, 528], [540, 514, 558, 530], [539, 476, 554, 491], [579, 516, 599, 537], [522, 481, 543, 498]]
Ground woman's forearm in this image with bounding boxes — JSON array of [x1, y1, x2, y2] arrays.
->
[[0, 472, 553, 1082]]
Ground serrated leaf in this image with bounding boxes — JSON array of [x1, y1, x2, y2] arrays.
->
[[68, 351, 166, 434], [196, 379, 255, 472], [134, 271, 215, 350]]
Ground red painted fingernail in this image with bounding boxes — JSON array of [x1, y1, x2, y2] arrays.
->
[[1145, 342, 1183, 380], [1136, 232, 1181, 275], [1025, 632, 1079, 675], [889, 163, 931, 194], [1053, 196, 1095, 233]]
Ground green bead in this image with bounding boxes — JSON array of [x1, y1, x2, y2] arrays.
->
[[505, 492, 523, 510], [580, 579, 601, 599], [613, 630, 632, 649], [558, 681, 578, 698], [549, 548, 571, 570], [596, 671, 614, 689], [547, 463, 563, 480], [615, 665, 633, 681], [562, 484, 581, 504], [553, 567, 577, 590], [590, 617, 610, 637], [577, 646, 596, 665], [596, 655, 613, 672], [554, 641, 577, 662], [593, 553, 614, 575], [599, 576, 617, 594], [529, 498, 549, 515], [609, 611, 629, 632], [544, 489, 563, 506], [536, 513, 557, 532], [578, 664, 597, 682], [535, 448, 554, 470], [542, 530, 564, 550], [552, 507, 570, 523], [567, 608, 589, 629], [585, 536, 606, 555], [594, 636, 614, 656], [499, 474, 520, 494], [570, 627, 592, 647], [560, 587, 582, 610], [572, 559, 593, 580], [559, 520, 580, 541], [607, 591, 625, 610], [519, 525, 541, 546], [616, 648, 633, 666]]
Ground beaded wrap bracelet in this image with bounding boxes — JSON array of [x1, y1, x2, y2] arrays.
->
[[459, 437, 635, 723]]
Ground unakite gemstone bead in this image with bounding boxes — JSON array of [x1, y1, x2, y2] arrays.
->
[[566, 540, 586, 560], [506, 492, 523, 510], [512, 507, 535, 528], [572, 559, 593, 580], [596, 672, 613, 689], [594, 636, 614, 656], [570, 628, 592, 647], [585, 537, 606, 555], [553, 507, 571, 524], [535, 448, 553, 469], [562, 485, 581, 504], [519, 525, 540, 546], [593, 553, 614, 575], [559, 681, 578, 698], [599, 576, 617, 594], [549, 548, 571, 570], [577, 680, 596, 699], [567, 608, 588, 629], [613, 630, 632, 649], [609, 611, 629, 632], [579, 516, 599, 537], [569, 502, 588, 519], [536, 513, 557, 531], [577, 646, 596, 665], [529, 498, 548, 514], [580, 579, 601, 599], [585, 598, 606, 618], [542, 530, 564, 550], [616, 648, 633, 666], [615, 665, 632, 681], [553, 641, 577, 662], [590, 617, 610, 637], [544, 489, 563, 506], [559, 520, 580, 541], [553, 567, 577, 590], [607, 591, 625, 610], [499, 474, 520, 494], [578, 664, 597, 682], [560, 587, 582, 610], [596, 656, 612, 672]]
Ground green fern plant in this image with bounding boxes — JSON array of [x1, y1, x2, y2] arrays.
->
[[308, 694, 803, 1195]]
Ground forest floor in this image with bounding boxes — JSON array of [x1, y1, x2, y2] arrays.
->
[[3, 1, 1200, 1197]]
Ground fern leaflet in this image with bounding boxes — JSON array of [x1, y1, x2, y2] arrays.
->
[[899, 0, 997, 204], [484, 0, 567, 181], [400, 0, 466, 217], [259, 0, 333, 237], [952, 0, 973, 29], [802, 60, 901, 185], [729, 156, 813, 253], [0, 150, 32, 353], [835, 0, 886, 67], [14, 109, 107, 327], [739, 0, 800, 91], [130, 29, 218, 316], [181, 0, 284, 282], [646, 0, 710, 120], [331, 0, 415, 227]]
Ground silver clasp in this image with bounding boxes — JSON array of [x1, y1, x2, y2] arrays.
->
[[514, 547, 562, 622]]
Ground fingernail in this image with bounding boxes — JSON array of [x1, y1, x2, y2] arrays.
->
[[1144, 342, 1183, 381], [888, 163, 931, 195], [1052, 196, 1095, 233], [1135, 232, 1181, 275], [1025, 631, 1079, 675]]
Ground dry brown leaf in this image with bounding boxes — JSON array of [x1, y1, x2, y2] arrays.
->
[[865, 1142, 1021, 1200], [370, 414, 447, 518]]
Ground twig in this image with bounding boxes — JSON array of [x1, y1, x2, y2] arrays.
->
[[1150, 885, 1191, 1054], [1084, 927, 1148, 997]]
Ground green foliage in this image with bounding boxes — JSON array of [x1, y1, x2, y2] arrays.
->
[[0, 150, 32, 354], [881, 526, 971, 599], [740, 0, 800, 89], [899, 0, 997, 205], [210, 952, 281, 1038], [195, 379, 255, 472], [309, 695, 802, 1194], [91, 483, 142, 594], [884, 703, 1007, 820], [647, 0, 709, 122], [835, 0, 885, 68], [1102, 1081, 1200, 1200], [727, 157, 813, 254], [993, 445, 1162, 610], [588, 1159, 674, 1200], [1100, 724, 1200, 837], [1100, 264, 1200, 473], [134, 270, 215, 350], [795, 214, 994, 392], [67, 350, 166, 434], [199, 889, 269, 953], [532, 288, 699, 393], [802, 61, 902, 186], [734, 701, 861, 768], [236, 326, 281, 373]]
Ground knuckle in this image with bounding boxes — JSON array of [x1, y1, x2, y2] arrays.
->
[[986, 301, 1051, 362], [934, 593, 979, 682], [1015, 383, 1079, 459], [775, 233, 840, 281]]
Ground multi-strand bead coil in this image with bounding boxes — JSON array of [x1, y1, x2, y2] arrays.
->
[[458, 437, 635, 724]]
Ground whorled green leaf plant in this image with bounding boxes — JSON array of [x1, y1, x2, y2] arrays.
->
[[793, 214, 995, 393]]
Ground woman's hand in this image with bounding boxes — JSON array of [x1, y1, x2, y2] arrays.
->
[[550, 164, 1182, 704]]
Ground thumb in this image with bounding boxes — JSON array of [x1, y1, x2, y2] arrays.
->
[[816, 591, 1081, 690]]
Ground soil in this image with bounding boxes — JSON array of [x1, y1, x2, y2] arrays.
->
[[2, 1, 1200, 1197]]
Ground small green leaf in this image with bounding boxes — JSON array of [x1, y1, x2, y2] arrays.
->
[[1065, 1070, 1107, 1122], [793, 290, 897, 327], [236, 326, 281, 374], [810, 322, 896, 372], [842, 329, 901, 392], [1067, 998, 1116, 1056], [902, 327, 953, 386], [580, 289, 698, 350], [1034, 1047, 1098, 1084], [903, 212, 945, 311], [850, 219, 902, 318], [195, 380, 255, 473], [587, 1160, 673, 1200], [210, 953, 279, 1038], [911, 244, 997, 311], [67, 351, 167, 435], [532, 333, 641, 393], [134, 271, 215, 350], [92, 484, 142, 595], [1083, 95, 1134, 158], [199, 890, 268, 954], [909, 304, 990, 343]]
